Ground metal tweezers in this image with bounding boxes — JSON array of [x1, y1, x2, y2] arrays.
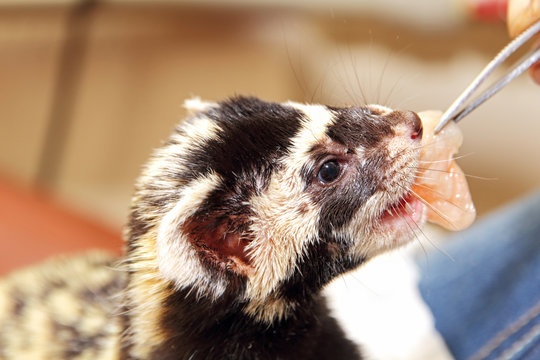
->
[[434, 19, 540, 133]]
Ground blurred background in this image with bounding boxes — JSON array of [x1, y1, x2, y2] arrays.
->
[[1, 0, 539, 272]]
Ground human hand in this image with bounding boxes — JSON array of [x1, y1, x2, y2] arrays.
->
[[507, 0, 540, 36], [507, 0, 540, 83]]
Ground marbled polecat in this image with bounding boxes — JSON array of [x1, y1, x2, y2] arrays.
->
[[0, 97, 428, 359]]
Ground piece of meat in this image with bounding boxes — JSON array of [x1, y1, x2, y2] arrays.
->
[[412, 111, 476, 231]]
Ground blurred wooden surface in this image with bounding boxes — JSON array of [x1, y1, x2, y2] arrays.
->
[[0, 178, 123, 275]]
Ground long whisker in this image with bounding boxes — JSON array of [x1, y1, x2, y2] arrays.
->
[[411, 182, 444, 197], [418, 153, 475, 163], [281, 26, 310, 103], [311, 60, 334, 104], [400, 208, 428, 256], [411, 166, 451, 173], [337, 44, 364, 106], [394, 168, 437, 182], [332, 60, 359, 106], [460, 173, 498, 181], [376, 46, 393, 105], [389, 142, 427, 161], [347, 41, 368, 105], [411, 166, 497, 181], [387, 190, 454, 261], [412, 137, 466, 156], [383, 72, 405, 108], [411, 183, 467, 212], [382, 40, 414, 107], [387, 134, 460, 163], [402, 209, 455, 261], [389, 137, 452, 162], [411, 175, 439, 182], [397, 183, 456, 230]]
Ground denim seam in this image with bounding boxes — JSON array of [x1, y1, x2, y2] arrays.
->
[[468, 299, 540, 360], [496, 322, 540, 360]]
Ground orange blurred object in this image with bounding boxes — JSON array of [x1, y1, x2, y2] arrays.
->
[[0, 178, 123, 275]]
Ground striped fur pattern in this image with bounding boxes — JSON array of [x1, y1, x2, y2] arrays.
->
[[0, 97, 425, 359], [0, 252, 124, 359]]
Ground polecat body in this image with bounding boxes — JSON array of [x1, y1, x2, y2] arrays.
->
[[0, 96, 425, 359]]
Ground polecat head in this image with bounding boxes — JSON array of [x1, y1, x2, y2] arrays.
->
[[127, 96, 424, 322]]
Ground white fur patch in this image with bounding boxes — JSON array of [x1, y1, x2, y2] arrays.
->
[[156, 172, 228, 298], [367, 103, 393, 115], [326, 245, 454, 360], [183, 97, 216, 116], [285, 101, 336, 170], [244, 102, 335, 309], [135, 114, 220, 198], [179, 114, 221, 143], [247, 171, 319, 303]]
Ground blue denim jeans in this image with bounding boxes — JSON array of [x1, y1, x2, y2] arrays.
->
[[417, 189, 540, 360]]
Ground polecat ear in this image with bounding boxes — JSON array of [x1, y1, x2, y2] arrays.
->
[[155, 174, 252, 294], [183, 97, 217, 116], [182, 214, 253, 276]]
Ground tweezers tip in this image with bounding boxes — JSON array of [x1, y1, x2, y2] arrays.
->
[[433, 117, 449, 134]]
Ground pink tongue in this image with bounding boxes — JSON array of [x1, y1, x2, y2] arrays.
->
[[413, 111, 476, 231]]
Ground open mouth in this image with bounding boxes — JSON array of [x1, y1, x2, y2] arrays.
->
[[379, 192, 424, 228]]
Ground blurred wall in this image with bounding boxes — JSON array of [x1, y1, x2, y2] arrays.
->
[[0, 1, 539, 232], [0, 4, 305, 228]]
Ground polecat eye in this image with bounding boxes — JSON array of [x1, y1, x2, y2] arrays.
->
[[318, 160, 340, 183]]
